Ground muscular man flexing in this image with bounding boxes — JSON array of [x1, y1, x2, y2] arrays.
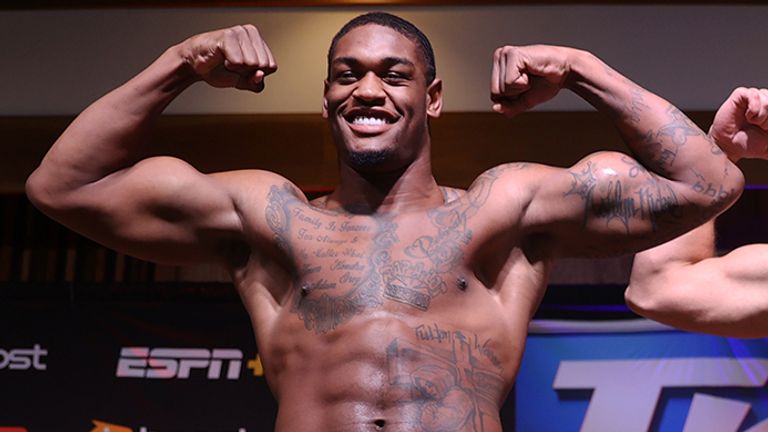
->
[[26, 12, 743, 431]]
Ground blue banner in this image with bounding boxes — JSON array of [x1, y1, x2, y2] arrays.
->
[[517, 320, 768, 432]]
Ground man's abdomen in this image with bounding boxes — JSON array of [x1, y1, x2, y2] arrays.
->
[[267, 312, 510, 432]]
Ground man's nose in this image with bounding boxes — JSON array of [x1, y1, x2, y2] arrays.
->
[[353, 72, 385, 103]]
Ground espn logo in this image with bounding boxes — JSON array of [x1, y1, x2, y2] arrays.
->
[[116, 347, 242, 379]]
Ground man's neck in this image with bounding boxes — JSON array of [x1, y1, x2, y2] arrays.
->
[[324, 158, 443, 215]]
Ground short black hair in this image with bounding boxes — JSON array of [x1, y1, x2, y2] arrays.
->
[[327, 12, 436, 84]]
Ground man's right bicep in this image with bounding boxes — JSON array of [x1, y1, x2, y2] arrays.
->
[[29, 156, 244, 265]]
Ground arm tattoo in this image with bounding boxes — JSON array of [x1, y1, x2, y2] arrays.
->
[[621, 155, 648, 178], [266, 183, 300, 256], [562, 100, 722, 233], [658, 105, 704, 147], [626, 86, 650, 124], [565, 162, 681, 232], [639, 105, 708, 175], [690, 168, 736, 207], [591, 177, 680, 233], [564, 162, 598, 226]]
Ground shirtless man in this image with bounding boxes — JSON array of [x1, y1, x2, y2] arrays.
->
[[627, 87, 768, 339], [26, 12, 744, 431]]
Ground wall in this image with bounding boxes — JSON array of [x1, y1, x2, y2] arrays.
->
[[2, 4, 766, 115]]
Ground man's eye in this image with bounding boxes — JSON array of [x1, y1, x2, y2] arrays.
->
[[336, 71, 356, 82], [383, 72, 411, 85]]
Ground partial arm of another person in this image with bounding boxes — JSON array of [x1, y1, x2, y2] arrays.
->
[[487, 45, 744, 257], [626, 87, 768, 338], [26, 25, 281, 265]]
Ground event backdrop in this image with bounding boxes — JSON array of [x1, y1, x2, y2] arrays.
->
[[518, 323, 768, 432], [3, 297, 768, 431], [1, 300, 277, 431]]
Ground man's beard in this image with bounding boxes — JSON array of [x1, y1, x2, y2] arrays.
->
[[347, 148, 394, 171]]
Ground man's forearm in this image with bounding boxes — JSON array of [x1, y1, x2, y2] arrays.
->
[[28, 44, 195, 196], [566, 50, 741, 214]]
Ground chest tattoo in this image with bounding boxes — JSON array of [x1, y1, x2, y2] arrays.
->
[[264, 169, 502, 334]]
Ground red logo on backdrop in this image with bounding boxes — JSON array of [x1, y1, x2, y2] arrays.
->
[[90, 420, 132, 432]]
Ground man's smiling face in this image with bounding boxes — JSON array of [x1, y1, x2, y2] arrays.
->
[[323, 24, 442, 174]]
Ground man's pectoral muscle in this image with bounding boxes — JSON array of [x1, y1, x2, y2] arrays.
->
[[263, 164, 508, 333]]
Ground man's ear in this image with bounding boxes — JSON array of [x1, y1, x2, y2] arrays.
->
[[427, 78, 443, 118], [322, 80, 329, 119]]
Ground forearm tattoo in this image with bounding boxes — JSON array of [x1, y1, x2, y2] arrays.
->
[[626, 86, 650, 124], [690, 168, 734, 207], [564, 93, 737, 233]]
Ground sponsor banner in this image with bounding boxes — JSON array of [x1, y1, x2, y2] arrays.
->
[[0, 301, 276, 431], [116, 347, 247, 380], [517, 320, 768, 432], [5, 298, 767, 432], [0, 345, 47, 371]]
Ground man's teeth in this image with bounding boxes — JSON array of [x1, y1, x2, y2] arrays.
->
[[353, 116, 388, 126]]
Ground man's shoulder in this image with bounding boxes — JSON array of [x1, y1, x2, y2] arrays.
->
[[212, 169, 302, 193], [209, 169, 309, 212], [482, 162, 553, 178], [438, 185, 466, 204], [458, 161, 569, 229], [467, 162, 557, 195]]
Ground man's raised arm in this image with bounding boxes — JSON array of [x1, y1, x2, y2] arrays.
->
[[489, 45, 744, 256], [26, 25, 278, 265], [626, 87, 768, 338]]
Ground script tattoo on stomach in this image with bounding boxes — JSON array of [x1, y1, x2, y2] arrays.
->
[[386, 323, 505, 431], [264, 169, 502, 334]]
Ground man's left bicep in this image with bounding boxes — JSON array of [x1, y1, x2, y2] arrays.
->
[[524, 151, 697, 257]]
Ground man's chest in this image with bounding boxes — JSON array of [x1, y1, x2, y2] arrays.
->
[[262, 199, 491, 330]]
